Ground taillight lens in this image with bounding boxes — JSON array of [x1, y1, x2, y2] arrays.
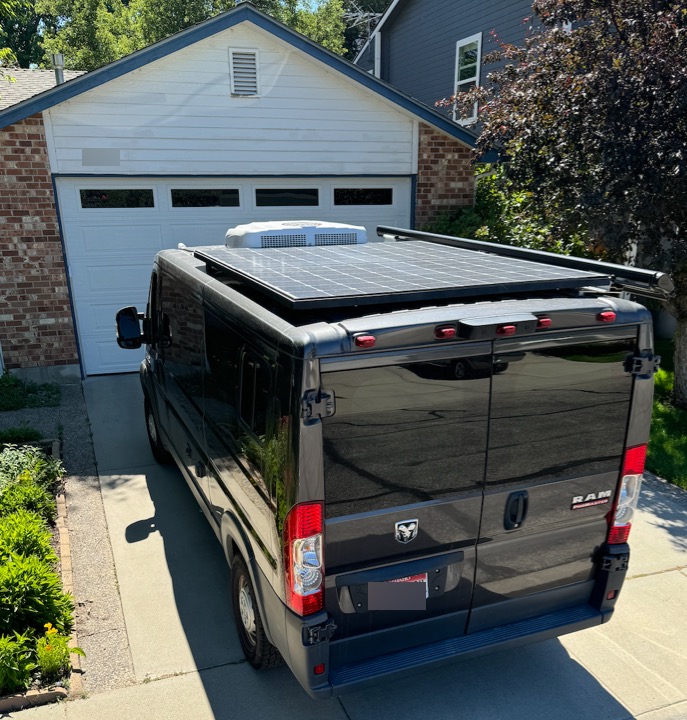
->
[[608, 444, 646, 544], [283, 503, 324, 616]]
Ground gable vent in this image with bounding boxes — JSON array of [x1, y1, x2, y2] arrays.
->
[[229, 49, 259, 96]]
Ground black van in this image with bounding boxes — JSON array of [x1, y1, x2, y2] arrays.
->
[[116, 222, 670, 698]]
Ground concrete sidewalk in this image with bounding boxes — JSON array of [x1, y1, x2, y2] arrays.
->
[[17, 374, 687, 720]]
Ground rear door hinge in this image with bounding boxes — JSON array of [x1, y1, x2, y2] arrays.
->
[[624, 353, 661, 378], [301, 389, 336, 419], [303, 620, 337, 646]]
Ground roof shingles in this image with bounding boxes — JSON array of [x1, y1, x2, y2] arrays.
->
[[0, 68, 85, 111]]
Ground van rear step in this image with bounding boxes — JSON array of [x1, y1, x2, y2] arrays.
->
[[329, 604, 603, 692]]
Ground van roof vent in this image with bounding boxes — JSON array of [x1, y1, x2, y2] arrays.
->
[[225, 220, 368, 249]]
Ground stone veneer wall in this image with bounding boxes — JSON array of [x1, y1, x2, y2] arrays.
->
[[415, 122, 475, 227], [0, 114, 78, 369]]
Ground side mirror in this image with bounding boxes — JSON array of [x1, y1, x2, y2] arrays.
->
[[116, 306, 145, 349]]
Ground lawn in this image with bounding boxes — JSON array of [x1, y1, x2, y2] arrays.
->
[[647, 338, 687, 489]]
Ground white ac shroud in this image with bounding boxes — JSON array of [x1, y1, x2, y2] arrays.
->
[[225, 220, 368, 249]]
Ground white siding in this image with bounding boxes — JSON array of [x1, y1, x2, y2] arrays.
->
[[45, 23, 415, 176]]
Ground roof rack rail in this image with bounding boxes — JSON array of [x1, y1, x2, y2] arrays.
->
[[378, 226, 674, 301]]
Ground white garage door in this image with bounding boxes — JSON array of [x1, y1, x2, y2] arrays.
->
[[55, 176, 412, 375]]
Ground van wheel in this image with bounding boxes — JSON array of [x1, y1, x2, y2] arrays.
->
[[231, 558, 282, 670], [145, 398, 173, 464]]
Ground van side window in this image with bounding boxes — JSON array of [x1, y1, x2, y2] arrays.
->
[[240, 353, 269, 438], [159, 271, 203, 401], [203, 309, 242, 433]]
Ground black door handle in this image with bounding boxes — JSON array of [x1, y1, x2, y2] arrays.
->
[[504, 490, 529, 530]]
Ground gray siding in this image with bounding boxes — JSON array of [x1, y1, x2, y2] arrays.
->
[[384, 0, 532, 109]]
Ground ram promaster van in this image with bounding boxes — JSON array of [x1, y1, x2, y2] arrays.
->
[[115, 221, 671, 699]]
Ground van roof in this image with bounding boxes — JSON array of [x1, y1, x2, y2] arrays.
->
[[193, 241, 611, 310]]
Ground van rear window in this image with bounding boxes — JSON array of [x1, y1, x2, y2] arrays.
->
[[322, 336, 636, 518], [322, 357, 491, 518]]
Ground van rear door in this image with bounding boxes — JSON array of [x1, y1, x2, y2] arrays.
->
[[320, 344, 491, 665], [468, 328, 637, 632]]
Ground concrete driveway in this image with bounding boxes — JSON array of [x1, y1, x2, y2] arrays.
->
[[21, 374, 687, 720]]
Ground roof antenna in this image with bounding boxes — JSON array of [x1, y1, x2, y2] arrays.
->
[[52, 54, 65, 85]]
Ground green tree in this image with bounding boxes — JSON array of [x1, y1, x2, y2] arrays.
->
[[39, 0, 346, 70], [452, 0, 687, 408], [1, 0, 19, 69], [1, 0, 55, 67]]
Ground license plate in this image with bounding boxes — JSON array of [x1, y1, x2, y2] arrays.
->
[[368, 573, 428, 611]]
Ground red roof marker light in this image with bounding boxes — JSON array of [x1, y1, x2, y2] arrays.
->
[[354, 335, 376, 349], [597, 310, 617, 323], [536, 316, 552, 330], [435, 325, 457, 340], [496, 324, 517, 336]]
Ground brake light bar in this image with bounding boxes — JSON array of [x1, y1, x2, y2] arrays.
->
[[283, 502, 324, 616], [607, 444, 646, 545]]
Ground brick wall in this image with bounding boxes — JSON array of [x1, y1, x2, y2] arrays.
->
[[0, 115, 78, 369], [415, 123, 475, 227]]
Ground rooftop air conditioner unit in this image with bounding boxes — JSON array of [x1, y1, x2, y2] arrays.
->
[[225, 220, 368, 249]]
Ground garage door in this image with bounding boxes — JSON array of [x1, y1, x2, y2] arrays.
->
[[55, 176, 412, 375]]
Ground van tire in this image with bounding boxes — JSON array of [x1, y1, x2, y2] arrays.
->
[[231, 557, 282, 670], [145, 398, 173, 464]]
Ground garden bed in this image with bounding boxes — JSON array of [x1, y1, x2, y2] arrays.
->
[[0, 444, 83, 709]]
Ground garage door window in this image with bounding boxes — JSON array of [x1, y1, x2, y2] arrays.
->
[[171, 189, 240, 207], [255, 189, 319, 207], [79, 189, 154, 209], [334, 188, 393, 205]]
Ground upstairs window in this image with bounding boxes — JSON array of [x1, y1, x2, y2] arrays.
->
[[229, 49, 259, 96], [453, 33, 482, 124]]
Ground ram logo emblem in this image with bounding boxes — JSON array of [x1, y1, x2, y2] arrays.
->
[[395, 519, 419, 544]]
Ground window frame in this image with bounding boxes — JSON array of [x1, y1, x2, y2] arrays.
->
[[453, 32, 482, 125]]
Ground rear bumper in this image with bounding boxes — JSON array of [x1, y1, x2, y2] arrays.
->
[[268, 544, 630, 699], [326, 603, 606, 696]]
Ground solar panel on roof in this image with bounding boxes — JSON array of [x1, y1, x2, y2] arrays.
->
[[193, 241, 611, 309]]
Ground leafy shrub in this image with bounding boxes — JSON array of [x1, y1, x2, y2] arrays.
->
[[0, 374, 25, 412], [0, 555, 73, 636], [0, 426, 43, 445], [36, 623, 85, 683], [423, 165, 591, 256], [0, 373, 60, 412], [0, 511, 56, 564], [0, 481, 56, 523], [0, 631, 36, 695], [0, 445, 64, 495]]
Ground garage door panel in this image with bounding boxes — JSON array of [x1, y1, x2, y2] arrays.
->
[[56, 176, 412, 374], [67, 224, 164, 258], [76, 298, 148, 338], [81, 337, 145, 376], [168, 223, 240, 247], [70, 263, 152, 296]]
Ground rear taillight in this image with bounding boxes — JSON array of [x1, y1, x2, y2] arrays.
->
[[283, 502, 324, 616], [608, 444, 646, 544]]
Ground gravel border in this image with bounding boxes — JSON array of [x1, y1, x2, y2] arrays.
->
[[0, 380, 136, 696]]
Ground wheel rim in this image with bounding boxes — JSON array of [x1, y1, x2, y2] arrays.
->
[[147, 410, 158, 445], [238, 577, 257, 646]]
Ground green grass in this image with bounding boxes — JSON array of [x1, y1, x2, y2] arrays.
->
[[0, 426, 43, 445], [0, 374, 60, 412], [647, 338, 687, 489]]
